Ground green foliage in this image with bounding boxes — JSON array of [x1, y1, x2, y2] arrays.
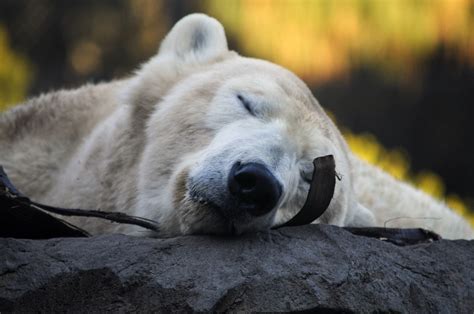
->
[[0, 25, 30, 111]]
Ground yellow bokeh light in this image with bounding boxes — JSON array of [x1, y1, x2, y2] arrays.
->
[[0, 25, 31, 111], [70, 40, 102, 76], [206, 0, 474, 83]]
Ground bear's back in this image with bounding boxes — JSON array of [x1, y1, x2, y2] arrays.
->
[[0, 81, 124, 197]]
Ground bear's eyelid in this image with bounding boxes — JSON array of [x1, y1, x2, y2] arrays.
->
[[237, 94, 255, 115]]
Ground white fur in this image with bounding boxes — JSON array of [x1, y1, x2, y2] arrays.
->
[[1, 14, 472, 239]]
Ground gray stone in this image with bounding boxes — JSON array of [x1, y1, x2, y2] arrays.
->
[[1, 224, 473, 313]]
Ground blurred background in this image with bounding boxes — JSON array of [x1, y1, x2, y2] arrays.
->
[[0, 0, 473, 224]]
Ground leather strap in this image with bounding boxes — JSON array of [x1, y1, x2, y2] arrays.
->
[[276, 155, 336, 228]]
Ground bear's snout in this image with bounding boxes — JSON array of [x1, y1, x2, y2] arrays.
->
[[228, 162, 282, 217]]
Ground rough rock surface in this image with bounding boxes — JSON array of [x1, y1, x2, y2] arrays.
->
[[1, 224, 473, 312]]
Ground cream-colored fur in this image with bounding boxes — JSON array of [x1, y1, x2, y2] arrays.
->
[[1, 14, 472, 239]]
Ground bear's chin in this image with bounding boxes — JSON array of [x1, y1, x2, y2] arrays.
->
[[173, 196, 272, 236]]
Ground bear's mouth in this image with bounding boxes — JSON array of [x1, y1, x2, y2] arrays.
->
[[188, 190, 245, 235], [189, 190, 213, 207]]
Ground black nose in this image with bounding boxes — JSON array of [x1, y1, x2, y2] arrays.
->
[[228, 162, 282, 216]]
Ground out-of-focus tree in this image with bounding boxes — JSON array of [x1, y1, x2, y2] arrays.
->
[[206, 0, 474, 84], [0, 0, 172, 95]]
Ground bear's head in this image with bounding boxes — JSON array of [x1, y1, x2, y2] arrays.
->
[[125, 14, 371, 236]]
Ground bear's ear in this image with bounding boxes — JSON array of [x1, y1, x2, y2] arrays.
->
[[158, 13, 228, 63]]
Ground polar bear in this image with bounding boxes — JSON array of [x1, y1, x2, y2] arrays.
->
[[0, 14, 472, 239]]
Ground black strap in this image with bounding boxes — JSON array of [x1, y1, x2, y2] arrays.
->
[[276, 155, 336, 228], [0, 166, 160, 237]]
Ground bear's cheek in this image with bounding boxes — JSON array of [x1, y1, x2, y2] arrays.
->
[[171, 166, 191, 211], [177, 200, 229, 235], [169, 166, 227, 234]]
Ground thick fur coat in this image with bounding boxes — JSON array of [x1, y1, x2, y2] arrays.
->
[[1, 14, 472, 239]]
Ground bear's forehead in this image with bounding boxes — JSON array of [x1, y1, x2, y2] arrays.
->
[[204, 56, 320, 111], [171, 54, 324, 129]]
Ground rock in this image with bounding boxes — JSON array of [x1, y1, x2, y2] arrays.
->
[[1, 224, 473, 312]]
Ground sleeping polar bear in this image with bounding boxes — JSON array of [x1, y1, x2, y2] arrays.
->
[[1, 14, 473, 239]]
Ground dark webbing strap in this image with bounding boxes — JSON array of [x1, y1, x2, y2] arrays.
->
[[277, 155, 336, 228]]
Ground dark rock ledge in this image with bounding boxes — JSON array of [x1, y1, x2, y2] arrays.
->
[[1, 224, 473, 313]]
